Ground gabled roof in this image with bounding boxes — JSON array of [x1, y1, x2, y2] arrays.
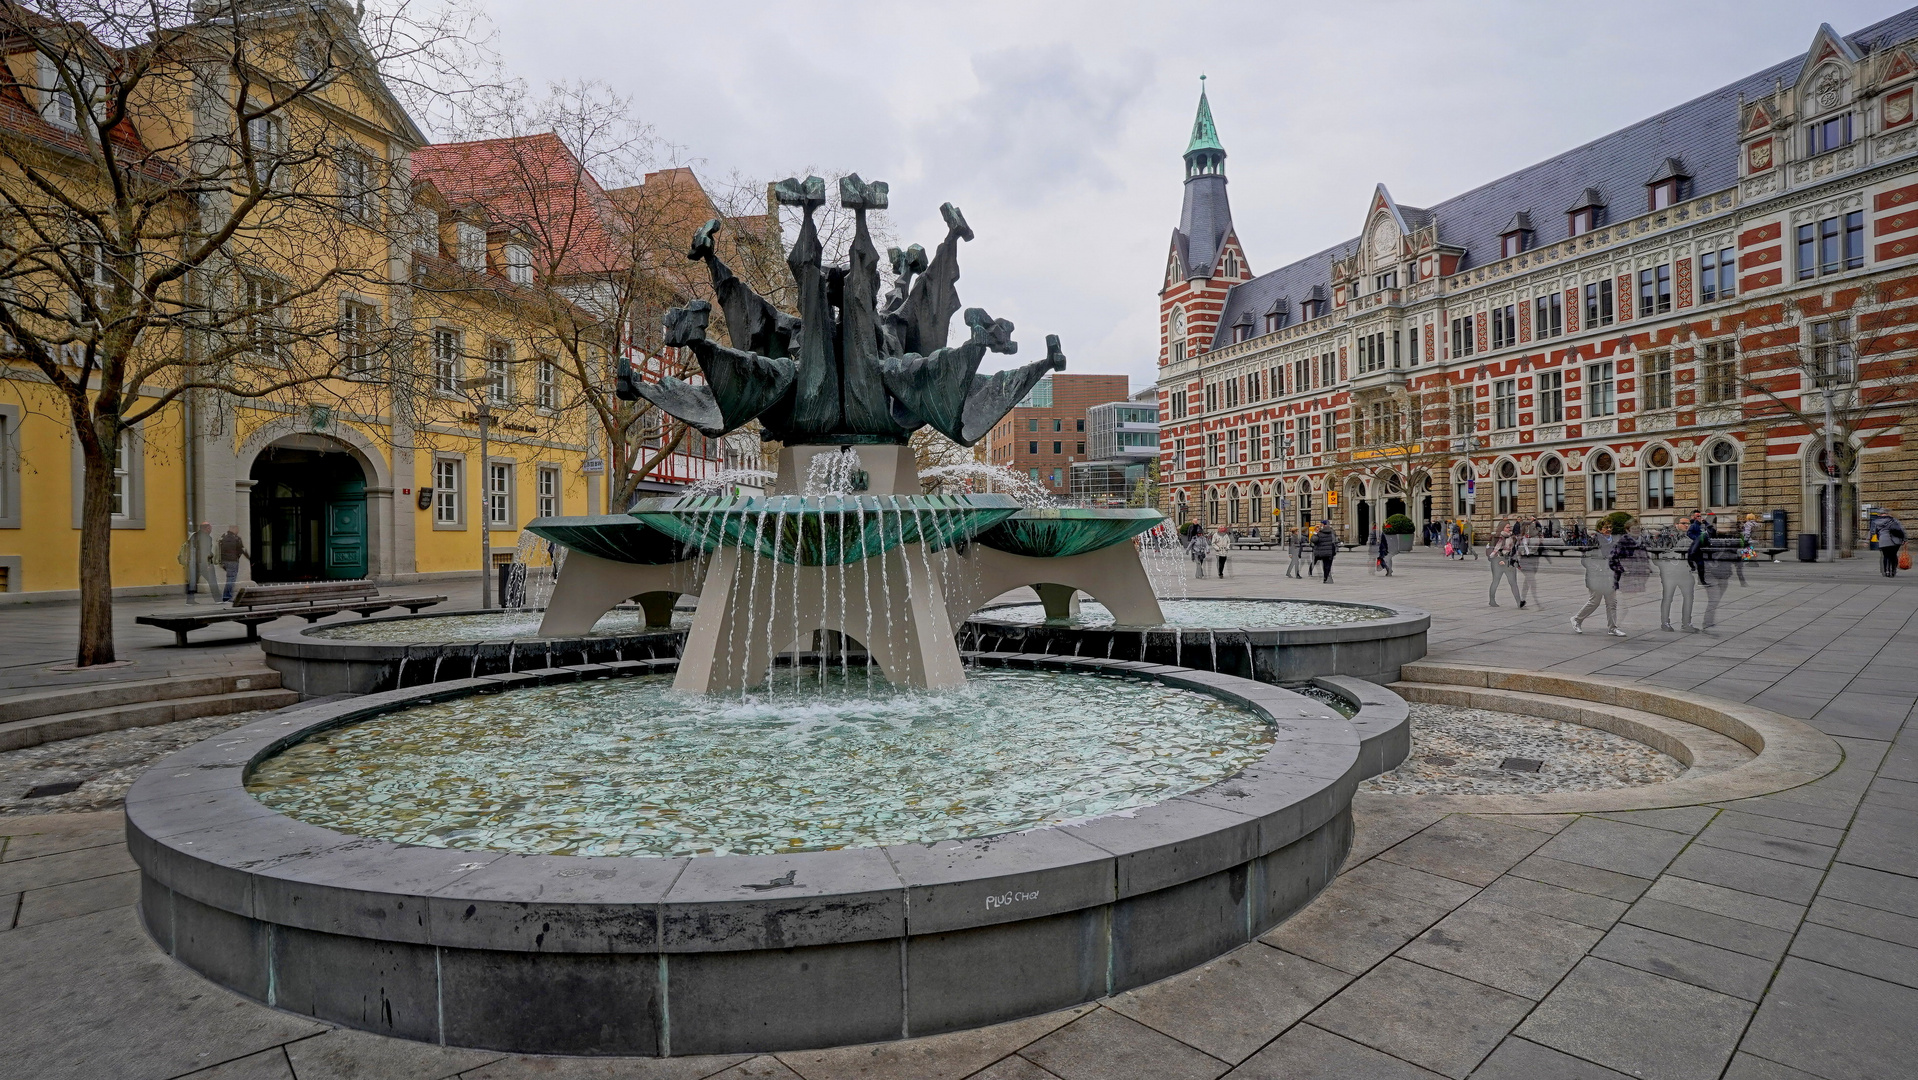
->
[[1501, 211, 1533, 235], [1646, 157, 1690, 183], [1204, 6, 1918, 355], [413, 133, 624, 278], [0, 75, 176, 183]]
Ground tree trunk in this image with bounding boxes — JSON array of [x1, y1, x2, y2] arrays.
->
[[75, 429, 118, 666]]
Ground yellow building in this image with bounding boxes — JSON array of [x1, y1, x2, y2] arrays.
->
[[0, 1, 599, 603]]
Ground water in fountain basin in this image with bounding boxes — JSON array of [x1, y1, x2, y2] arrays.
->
[[246, 668, 1273, 857], [918, 462, 1056, 506]]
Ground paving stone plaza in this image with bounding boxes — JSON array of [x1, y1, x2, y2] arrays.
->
[[2, 547, 1914, 1080]]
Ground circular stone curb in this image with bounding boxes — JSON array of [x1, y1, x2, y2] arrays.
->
[[1382, 662, 1844, 814], [257, 608, 687, 697], [127, 656, 1365, 1057], [961, 599, 1431, 684]]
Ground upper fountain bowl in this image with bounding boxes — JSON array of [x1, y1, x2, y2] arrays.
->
[[975, 507, 1163, 558], [523, 514, 693, 565], [631, 493, 1021, 566]]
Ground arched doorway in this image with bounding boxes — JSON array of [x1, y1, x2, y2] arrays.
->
[[1354, 478, 1372, 538], [1806, 442, 1859, 551], [250, 437, 369, 581]]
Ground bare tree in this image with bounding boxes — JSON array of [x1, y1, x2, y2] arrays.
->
[[1730, 284, 1918, 550], [0, 0, 478, 664]]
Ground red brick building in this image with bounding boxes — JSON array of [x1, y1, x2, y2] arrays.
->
[[1158, 16, 1918, 549], [980, 373, 1130, 495]]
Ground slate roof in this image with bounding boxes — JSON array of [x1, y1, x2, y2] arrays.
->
[[1176, 173, 1232, 279], [1205, 7, 1918, 353]]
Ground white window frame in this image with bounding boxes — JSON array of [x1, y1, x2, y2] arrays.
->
[[1586, 362, 1616, 417], [433, 327, 462, 393], [487, 460, 514, 528], [537, 465, 560, 519], [433, 455, 463, 528], [487, 340, 514, 405]]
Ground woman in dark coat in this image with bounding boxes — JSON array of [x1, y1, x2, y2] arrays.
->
[[1311, 522, 1339, 583]]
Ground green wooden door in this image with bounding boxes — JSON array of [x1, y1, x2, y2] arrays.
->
[[325, 479, 367, 579]]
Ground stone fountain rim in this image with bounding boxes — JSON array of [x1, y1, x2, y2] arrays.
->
[[124, 655, 1363, 955], [258, 606, 686, 661], [966, 596, 1433, 644]]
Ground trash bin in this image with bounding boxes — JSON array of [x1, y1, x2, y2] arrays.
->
[[1771, 508, 1788, 551], [1798, 533, 1820, 562]]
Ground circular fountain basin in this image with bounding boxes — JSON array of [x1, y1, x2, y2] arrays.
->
[[964, 598, 1431, 685], [632, 493, 1022, 565], [127, 658, 1361, 1057], [258, 607, 687, 697], [247, 669, 1273, 857], [973, 508, 1164, 558]]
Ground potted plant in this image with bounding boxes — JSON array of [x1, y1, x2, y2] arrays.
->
[[1383, 513, 1417, 552]]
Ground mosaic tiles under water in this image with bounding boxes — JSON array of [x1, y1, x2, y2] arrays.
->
[[246, 669, 1274, 857], [982, 598, 1393, 629]]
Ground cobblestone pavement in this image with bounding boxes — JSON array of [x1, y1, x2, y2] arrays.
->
[[1356, 703, 1684, 795], [1, 548, 1915, 1078], [0, 710, 272, 817]]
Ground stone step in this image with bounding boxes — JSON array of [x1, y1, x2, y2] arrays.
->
[[0, 670, 281, 725], [0, 688, 300, 752]]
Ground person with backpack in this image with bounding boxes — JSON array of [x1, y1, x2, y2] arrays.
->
[[1311, 521, 1339, 583], [1487, 521, 1524, 607]]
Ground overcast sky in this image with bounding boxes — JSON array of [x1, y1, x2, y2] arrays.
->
[[480, 0, 1909, 392]]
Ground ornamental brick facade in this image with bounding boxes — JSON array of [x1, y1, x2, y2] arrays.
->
[[1157, 14, 1918, 550]]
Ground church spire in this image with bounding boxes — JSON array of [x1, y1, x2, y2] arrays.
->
[[1184, 77, 1226, 181]]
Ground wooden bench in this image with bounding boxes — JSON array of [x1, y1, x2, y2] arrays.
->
[[136, 580, 447, 646]]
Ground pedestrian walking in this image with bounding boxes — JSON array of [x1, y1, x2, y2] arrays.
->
[[1487, 522, 1525, 607], [1656, 549, 1698, 632], [1572, 521, 1627, 636], [1212, 526, 1232, 578], [216, 525, 248, 603], [1285, 527, 1305, 579], [1455, 519, 1477, 560], [1871, 511, 1907, 577], [1516, 523, 1543, 608], [1375, 528, 1394, 576], [1684, 511, 1711, 586], [1312, 521, 1338, 583], [1189, 530, 1211, 578], [177, 521, 220, 603]]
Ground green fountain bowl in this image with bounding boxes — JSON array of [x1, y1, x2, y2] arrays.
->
[[974, 507, 1165, 558], [631, 493, 1022, 566], [523, 515, 696, 565]]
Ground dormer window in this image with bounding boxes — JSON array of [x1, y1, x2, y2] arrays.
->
[[1806, 113, 1853, 156], [1300, 286, 1328, 320], [1567, 190, 1605, 237], [456, 222, 486, 270], [1263, 301, 1287, 334], [504, 244, 533, 285], [1645, 158, 1690, 210], [1499, 212, 1533, 258]]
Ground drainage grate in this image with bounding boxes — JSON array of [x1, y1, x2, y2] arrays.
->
[[1499, 757, 1544, 773], [24, 780, 85, 798]]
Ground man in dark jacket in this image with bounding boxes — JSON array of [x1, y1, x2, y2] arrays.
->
[[217, 526, 248, 603], [1312, 522, 1338, 583], [1684, 511, 1711, 586]]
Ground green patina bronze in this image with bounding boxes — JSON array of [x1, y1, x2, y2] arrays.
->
[[632, 493, 1022, 567], [524, 515, 694, 565], [975, 508, 1164, 559], [620, 176, 1066, 448]]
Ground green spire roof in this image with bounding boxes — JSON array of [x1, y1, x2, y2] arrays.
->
[[1186, 79, 1224, 156]]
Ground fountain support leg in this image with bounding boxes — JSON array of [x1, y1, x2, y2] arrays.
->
[[675, 543, 966, 693], [944, 543, 1164, 630], [538, 551, 705, 637], [1035, 583, 1081, 620]]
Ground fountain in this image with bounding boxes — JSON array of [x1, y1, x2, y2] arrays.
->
[[127, 180, 1410, 1058], [525, 173, 1162, 692]]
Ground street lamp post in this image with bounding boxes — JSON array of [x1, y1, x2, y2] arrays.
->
[[459, 375, 494, 608]]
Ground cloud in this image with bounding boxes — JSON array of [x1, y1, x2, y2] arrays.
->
[[918, 45, 1150, 202]]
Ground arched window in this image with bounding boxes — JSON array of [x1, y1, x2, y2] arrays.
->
[[1208, 486, 1221, 525], [1227, 485, 1240, 524], [1250, 482, 1265, 525], [1706, 440, 1740, 507], [1645, 446, 1675, 510], [1169, 306, 1188, 364], [1539, 455, 1566, 513], [1589, 451, 1617, 511], [1496, 460, 1520, 515]]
